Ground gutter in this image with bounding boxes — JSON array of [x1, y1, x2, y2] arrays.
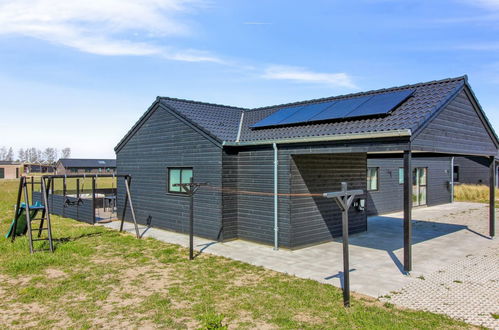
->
[[235, 112, 244, 143], [273, 143, 278, 250], [222, 129, 412, 147]]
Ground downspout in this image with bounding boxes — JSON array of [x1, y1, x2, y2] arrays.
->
[[450, 157, 454, 203], [273, 143, 279, 250]]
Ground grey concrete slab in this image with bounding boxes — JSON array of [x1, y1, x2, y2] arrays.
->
[[101, 202, 498, 326]]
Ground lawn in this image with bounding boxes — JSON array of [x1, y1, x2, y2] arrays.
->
[[0, 179, 471, 329]]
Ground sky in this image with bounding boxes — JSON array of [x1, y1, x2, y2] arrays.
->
[[0, 0, 499, 158]]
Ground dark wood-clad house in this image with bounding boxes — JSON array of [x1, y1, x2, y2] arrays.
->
[[56, 158, 116, 175], [115, 76, 498, 268]]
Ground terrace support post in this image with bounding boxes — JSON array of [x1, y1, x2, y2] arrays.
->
[[490, 156, 496, 238], [92, 177, 96, 224], [403, 150, 412, 272]]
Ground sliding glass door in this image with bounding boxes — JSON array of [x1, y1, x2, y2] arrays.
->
[[412, 168, 427, 206]]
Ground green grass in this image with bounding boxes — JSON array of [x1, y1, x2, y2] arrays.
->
[[0, 179, 471, 329]]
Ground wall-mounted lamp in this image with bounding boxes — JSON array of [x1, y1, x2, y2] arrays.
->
[[354, 198, 366, 211]]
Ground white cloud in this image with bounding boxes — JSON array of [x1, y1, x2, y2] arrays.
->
[[0, 0, 222, 62], [262, 65, 357, 89]]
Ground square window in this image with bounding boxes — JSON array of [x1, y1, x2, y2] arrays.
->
[[367, 167, 379, 191], [168, 168, 193, 194]]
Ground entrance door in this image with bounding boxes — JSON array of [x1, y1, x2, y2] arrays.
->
[[412, 168, 427, 206], [0, 168, 4, 179]]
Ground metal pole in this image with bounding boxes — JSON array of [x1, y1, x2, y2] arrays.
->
[[403, 150, 412, 272], [341, 183, 350, 307], [490, 156, 496, 238], [189, 178, 194, 260]]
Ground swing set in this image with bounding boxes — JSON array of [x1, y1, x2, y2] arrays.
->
[[6, 174, 141, 254]]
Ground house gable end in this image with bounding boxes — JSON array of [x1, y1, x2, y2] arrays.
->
[[411, 88, 498, 156]]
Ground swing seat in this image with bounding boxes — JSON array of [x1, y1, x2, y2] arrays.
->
[[64, 198, 84, 207]]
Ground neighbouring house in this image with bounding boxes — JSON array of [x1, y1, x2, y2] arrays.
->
[[55, 158, 116, 175], [23, 163, 55, 174], [115, 76, 498, 250], [0, 161, 22, 179]]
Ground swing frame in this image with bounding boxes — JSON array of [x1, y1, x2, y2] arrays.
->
[[41, 174, 141, 238]]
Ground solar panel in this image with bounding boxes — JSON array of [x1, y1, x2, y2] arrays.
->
[[308, 95, 373, 122], [251, 89, 415, 128], [251, 105, 304, 128], [345, 89, 415, 119], [278, 101, 337, 125]]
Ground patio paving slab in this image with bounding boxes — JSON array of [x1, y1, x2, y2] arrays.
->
[[102, 202, 498, 328]]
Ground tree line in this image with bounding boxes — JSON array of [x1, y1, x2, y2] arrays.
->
[[0, 146, 71, 164]]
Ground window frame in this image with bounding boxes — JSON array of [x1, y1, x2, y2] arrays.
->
[[367, 167, 379, 191], [167, 167, 193, 195]]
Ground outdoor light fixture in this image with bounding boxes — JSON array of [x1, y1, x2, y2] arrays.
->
[[354, 198, 366, 211]]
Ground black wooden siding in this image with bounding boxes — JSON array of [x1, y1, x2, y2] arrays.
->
[[366, 156, 452, 215], [221, 150, 238, 240], [453, 156, 491, 185], [231, 146, 291, 246], [116, 106, 224, 240], [290, 153, 367, 247], [412, 89, 497, 155]]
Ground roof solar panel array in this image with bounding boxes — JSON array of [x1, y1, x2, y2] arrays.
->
[[251, 89, 415, 129]]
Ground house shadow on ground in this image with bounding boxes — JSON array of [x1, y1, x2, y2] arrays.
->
[[334, 216, 475, 275]]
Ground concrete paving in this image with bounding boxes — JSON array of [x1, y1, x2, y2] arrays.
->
[[101, 202, 498, 327]]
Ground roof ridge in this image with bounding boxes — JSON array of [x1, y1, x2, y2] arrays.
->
[[247, 75, 467, 112], [159, 96, 249, 111]]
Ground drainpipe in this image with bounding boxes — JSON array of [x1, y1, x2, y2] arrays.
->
[[273, 143, 279, 250], [450, 156, 454, 203]]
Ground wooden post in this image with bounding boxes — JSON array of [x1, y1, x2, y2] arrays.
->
[[340, 183, 351, 307], [490, 156, 496, 238], [124, 176, 140, 238], [403, 150, 412, 272], [323, 182, 363, 307], [11, 177, 25, 242], [92, 177, 96, 224]]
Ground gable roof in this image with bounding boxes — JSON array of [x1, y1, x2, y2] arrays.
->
[[57, 158, 116, 168], [115, 76, 498, 151]]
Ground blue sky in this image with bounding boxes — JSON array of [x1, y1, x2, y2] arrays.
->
[[1, 0, 498, 158]]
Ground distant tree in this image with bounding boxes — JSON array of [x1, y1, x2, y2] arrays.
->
[[42, 147, 57, 163], [17, 148, 25, 162], [61, 147, 71, 159], [0, 147, 6, 160], [6, 148, 14, 161]]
